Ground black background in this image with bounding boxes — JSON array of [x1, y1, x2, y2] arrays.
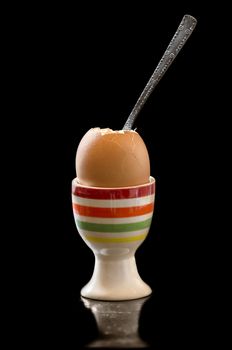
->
[[8, 2, 222, 348]]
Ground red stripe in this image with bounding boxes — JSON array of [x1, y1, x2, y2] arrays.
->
[[72, 203, 154, 218], [72, 180, 155, 199]]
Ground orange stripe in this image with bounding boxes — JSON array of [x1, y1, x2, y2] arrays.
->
[[72, 203, 154, 218]]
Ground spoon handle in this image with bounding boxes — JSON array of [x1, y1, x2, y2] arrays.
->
[[123, 14, 197, 130]]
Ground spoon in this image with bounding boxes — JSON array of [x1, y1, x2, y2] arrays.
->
[[123, 14, 197, 130]]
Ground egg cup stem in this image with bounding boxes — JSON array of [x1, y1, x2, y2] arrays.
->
[[81, 254, 152, 300]]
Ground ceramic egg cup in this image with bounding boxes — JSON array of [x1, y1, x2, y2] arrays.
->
[[72, 176, 155, 300]]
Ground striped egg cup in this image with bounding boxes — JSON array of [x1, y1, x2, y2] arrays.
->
[[72, 176, 155, 300]]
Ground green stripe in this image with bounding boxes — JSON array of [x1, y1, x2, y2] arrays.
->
[[76, 218, 152, 232]]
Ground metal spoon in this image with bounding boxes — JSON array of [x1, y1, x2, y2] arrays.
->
[[123, 14, 197, 130]]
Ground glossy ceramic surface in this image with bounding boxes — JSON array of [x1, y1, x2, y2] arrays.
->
[[72, 177, 155, 300]]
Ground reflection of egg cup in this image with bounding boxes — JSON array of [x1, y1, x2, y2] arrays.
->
[[82, 296, 150, 348], [72, 176, 155, 300]]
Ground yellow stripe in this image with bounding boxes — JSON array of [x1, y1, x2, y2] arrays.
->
[[85, 233, 147, 243]]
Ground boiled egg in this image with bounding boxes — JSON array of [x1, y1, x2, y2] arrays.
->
[[75, 128, 150, 187]]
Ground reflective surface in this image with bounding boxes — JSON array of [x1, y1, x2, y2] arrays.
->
[[82, 296, 150, 348]]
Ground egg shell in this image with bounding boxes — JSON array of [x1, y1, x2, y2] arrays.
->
[[75, 128, 150, 187]]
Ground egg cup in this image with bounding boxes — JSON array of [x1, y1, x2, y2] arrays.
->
[[72, 176, 155, 300]]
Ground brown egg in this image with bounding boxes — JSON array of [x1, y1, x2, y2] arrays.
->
[[75, 128, 150, 187]]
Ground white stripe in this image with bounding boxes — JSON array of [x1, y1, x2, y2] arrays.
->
[[78, 228, 149, 239], [73, 212, 153, 224], [72, 194, 155, 208]]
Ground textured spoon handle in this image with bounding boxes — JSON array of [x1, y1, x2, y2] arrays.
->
[[123, 14, 197, 130]]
